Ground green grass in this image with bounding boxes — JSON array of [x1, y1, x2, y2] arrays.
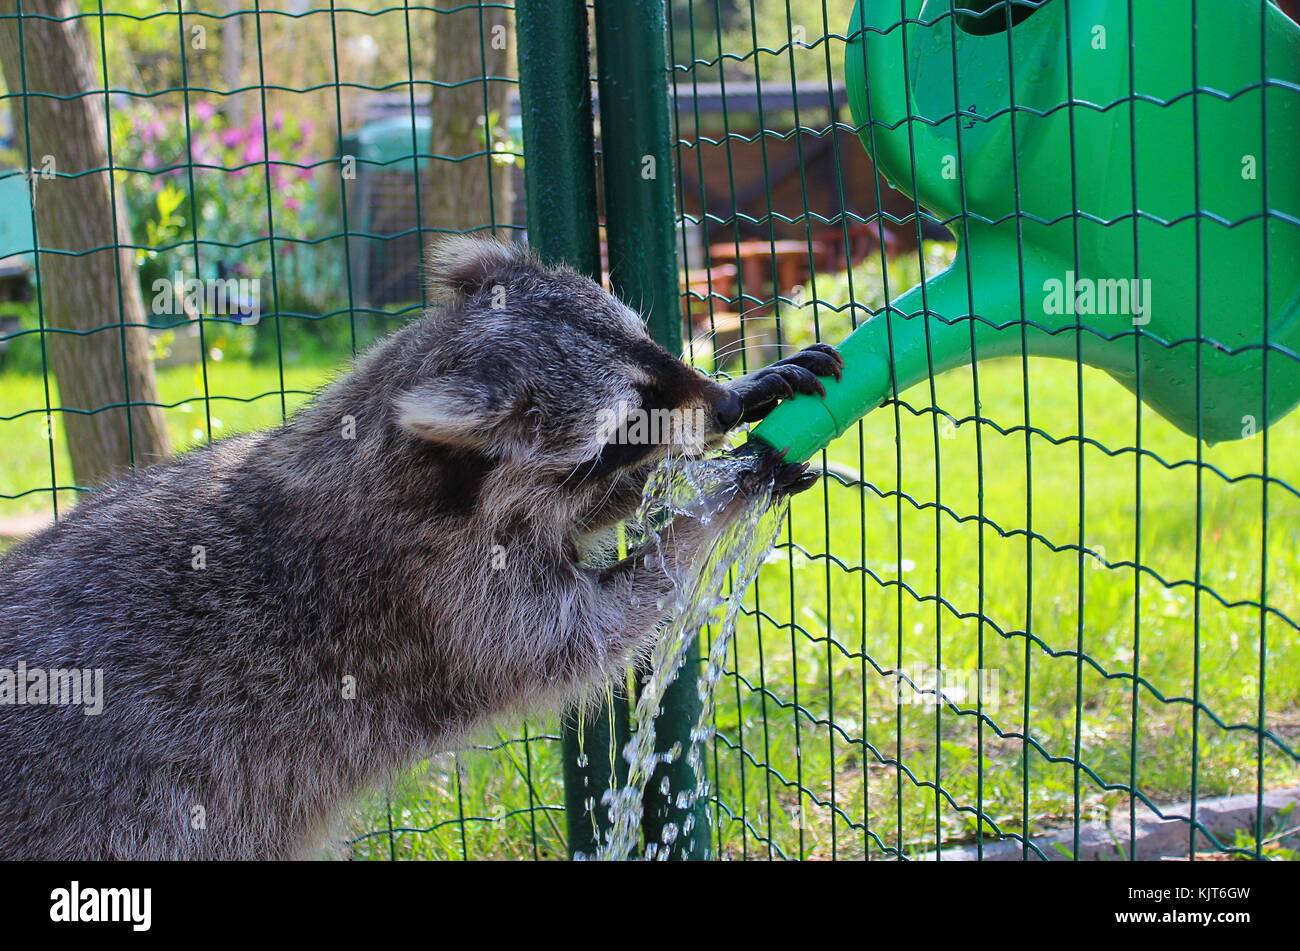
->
[[713, 354, 1300, 859], [2, 284, 1296, 861], [0, 356, 338, 522]]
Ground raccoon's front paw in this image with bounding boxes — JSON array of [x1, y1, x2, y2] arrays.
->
[[730, 343, 843, 424], [728, 441, 820, 501], [771, 458, 819, 498]]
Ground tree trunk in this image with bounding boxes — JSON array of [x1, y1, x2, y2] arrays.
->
[[425, 4, 514, 236], [0, 0, 171, 488]]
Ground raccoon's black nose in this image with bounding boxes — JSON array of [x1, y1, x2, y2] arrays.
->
[[714, 389, 744, 430]]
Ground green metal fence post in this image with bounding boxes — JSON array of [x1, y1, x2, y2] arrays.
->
[[594, 0, 682, 355], [516, 0, 630, 859], [594, 0, 709, 860], [516, 0, 600, 276]]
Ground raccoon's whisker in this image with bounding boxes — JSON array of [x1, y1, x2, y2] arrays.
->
[[559, 456, 595, 490], [707, 342, 795, 361], [590, 467, 624, 518], [707, 340, 807, 365], [686, 331, 768, 358], [712, 340, 780, 358], [685, 325, 729, 348]]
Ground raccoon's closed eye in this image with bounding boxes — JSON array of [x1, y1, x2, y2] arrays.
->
[[577, 439, 655, 484], [634, 382, 672, 413]]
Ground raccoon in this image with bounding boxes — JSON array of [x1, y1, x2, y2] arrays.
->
[[0, 237, 841, 859]]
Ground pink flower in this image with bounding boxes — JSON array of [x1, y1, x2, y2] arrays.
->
[[284, 196, 302, 212], [194, 101, 215, 122]]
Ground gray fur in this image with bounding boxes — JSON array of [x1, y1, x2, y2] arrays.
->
[[0, 238, 831, 859]]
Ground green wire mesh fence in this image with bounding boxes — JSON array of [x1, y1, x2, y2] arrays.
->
[[670, 0, 1299, 860], [0, 0, 1296, 860]]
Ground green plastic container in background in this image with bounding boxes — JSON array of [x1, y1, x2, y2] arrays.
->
[[752, 0, 1300, 462]]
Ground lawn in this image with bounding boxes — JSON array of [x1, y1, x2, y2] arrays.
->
[[2, 287, 1296, 861], [715, 354, 1300, 860], [0, 355, 338, 523]]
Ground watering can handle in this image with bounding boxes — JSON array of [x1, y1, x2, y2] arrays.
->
[[846, 0, 1006, 223]]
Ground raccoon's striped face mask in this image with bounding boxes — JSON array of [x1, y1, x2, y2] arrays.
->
[[393, 237, 743, 482], [573, 337, 743, 483]]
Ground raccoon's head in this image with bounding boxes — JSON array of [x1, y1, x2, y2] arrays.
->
[[390, 237, 742, 525]]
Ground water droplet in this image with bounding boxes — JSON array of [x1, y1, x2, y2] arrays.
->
[[593, 453, 785, 860]]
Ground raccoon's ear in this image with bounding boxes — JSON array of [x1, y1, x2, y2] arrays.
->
[[395, 378, 499, 450], [395, 378, 541, 455], [424, 236, 535, 301]]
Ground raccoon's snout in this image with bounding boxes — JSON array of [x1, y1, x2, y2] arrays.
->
[[712, 388, 743, 431]]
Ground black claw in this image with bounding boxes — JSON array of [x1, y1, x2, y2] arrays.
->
[[776, 344, 840, 371], [808, 352, 844, 382], [775, 364, 825, 398], [807, 342, 844, 366], [728, 443, 820, 501], [774, 343, 843, 383], [759, 371, 795, 402], [727, 440, 782, 494], [738, 372, 793, 423], [773, 460, 819, 498], [732, 343, 842, 423], [789, 470, 821, 495]]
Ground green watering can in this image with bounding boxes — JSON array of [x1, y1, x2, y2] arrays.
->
[[752, 0, 1300, 461]]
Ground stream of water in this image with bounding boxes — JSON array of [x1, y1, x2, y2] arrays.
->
[[589, 453, 787, 861]]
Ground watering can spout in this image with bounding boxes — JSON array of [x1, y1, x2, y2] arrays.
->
[[752, 0, 1300, 463]]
